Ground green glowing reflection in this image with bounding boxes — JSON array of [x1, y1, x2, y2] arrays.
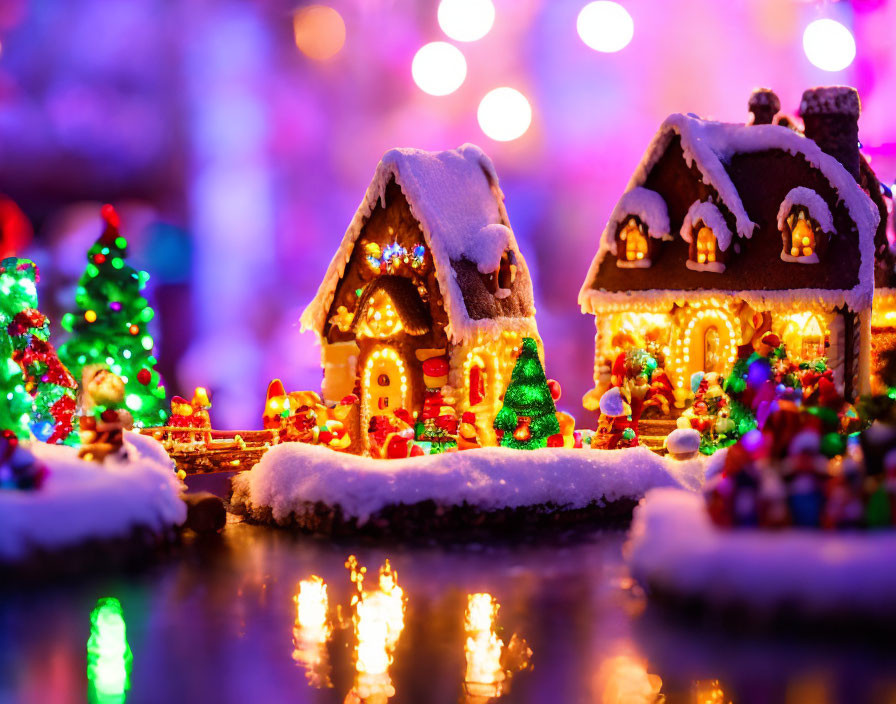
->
[[87, 597, 132, 704]]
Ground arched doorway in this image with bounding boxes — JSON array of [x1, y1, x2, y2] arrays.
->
[[678, 307, 738, 386], [362, 346, 409, 417]]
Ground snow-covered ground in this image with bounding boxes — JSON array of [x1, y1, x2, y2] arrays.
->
[[231, 443, 706, 526], [627, 488, 896, 616], [0, 432, 186, 562]]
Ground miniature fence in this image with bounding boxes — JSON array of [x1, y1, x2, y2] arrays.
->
[[139, 427, 279, 474]]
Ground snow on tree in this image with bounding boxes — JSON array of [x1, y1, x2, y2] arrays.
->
[[0, 257, 77, 443], [59, 205, 167, 427], [493, 337, 560, 450]]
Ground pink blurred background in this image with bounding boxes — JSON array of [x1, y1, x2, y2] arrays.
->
[[0, 0, 893, 428]]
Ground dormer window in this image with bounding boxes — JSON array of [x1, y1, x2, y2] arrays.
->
[[609, 187, 670, 270], [777, 188, 832, 265], [497, 250, 517, 292], [621, 218, 649, 262], [681, 200, 732, 274]]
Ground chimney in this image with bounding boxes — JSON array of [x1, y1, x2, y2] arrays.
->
[[748, 88, 780, 125], [799, 86, 861, 181]]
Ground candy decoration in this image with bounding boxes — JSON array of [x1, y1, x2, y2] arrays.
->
[[137, 368, 151, 386]]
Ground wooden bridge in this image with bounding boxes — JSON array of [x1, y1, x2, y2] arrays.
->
[[139, 427, 277, 475]]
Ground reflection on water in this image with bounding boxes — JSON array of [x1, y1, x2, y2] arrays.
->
[[346, 556, 406, 703], [692, 679, 730, 704], [292, 575, 331, 687], [86, 597, 132, 704], [596, 654, 664, 704], [464, 593, 506, 701]]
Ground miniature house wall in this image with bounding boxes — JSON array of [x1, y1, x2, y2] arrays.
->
[[579, 88, 884, 412], [301, 145, 540, 454]]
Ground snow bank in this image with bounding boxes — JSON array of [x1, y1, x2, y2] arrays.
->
[[627, 489, 896, 615], [0, 432, 186, 562], [231, 443, 706, 525]]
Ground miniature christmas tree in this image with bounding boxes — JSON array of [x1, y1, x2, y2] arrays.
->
[[59, 206, 167, 427], [87, 597, 132, 704], [494, 337, 560, 450], [0, 258, 77, 442]]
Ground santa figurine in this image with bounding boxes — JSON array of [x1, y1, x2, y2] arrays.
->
[[78, 366, 133, 463], [189, 387, 212, 446], [592, 387, 637, 450], [169, 395, 194, 443]]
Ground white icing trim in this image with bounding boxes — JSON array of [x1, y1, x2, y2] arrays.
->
[[616, 258, 652, 269], [686, 260, 726, 273], [780, 252, 820, 264], [580, 287, 870, 315]]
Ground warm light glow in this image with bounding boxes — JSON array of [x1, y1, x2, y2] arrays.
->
[[357, 290, 405, 339], [412, 42, 467, 96], [438, 0, 495, 42], [597, 655, 663, 703], [293, 5, 346, 61], [696, 226, 717, 264], [620, 218, 648, 261], [347, 556, 406, 701], [477, 87, 532, 142], [293, 576, 331, 687], [803, 18, 855, 72], [464, 593, 505, 699], [577, 1, 634, 53]]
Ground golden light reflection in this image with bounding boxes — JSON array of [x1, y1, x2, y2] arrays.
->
[[293, 5, 346, 61], [292, 576, 331, 688], [345, 556, 406, 703], [693, 678, 731, 704], [464, 593, 505, 700], [596, 655, 663, 704]]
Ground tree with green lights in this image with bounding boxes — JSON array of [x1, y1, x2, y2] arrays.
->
[[59, 205, 167, 427], [87, 597, 132, 704], [493, 337, 560, 450], [0, 257, 77, 443]]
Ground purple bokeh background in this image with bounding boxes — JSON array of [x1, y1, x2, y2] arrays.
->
[[0, 0, 893, 428]]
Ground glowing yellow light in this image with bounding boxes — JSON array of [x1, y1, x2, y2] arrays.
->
[[464, 593, 505, 698], [293, 5, 346, 61], [293, 576, 331, 687], [597, 655, 663, 703], [347, 556, 406, 701], [85, 310, 97, 323]]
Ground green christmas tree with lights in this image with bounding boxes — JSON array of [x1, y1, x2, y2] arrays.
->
[[59, 206, 167, 427], [493, 337, 560, 450], [0, 258, 77, 443]]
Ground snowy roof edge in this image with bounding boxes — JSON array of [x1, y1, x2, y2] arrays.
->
[[300, 144, 537, 343]]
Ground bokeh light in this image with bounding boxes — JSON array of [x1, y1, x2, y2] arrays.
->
[[477, 87, 532, 142], [576, 1, 634, 53], [438, 0, 495, 42], [412, 42, 467, 96], [293, 5, 346, 61], [802, 18, 856, 72]]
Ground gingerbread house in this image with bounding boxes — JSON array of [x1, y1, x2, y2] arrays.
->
[[301, 144, 539, 454], [578, 87, 885, 412]]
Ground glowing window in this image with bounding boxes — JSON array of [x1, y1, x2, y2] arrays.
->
[[619, 218, 648, 261], [788, 209, 816, 258], [497, 251, 517, 290], [695, 226, 717, 264]]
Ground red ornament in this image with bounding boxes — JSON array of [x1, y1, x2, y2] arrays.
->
[[547, 379, 562, 402], [94, 253, 106, 264], [137, 368, 151, 385]]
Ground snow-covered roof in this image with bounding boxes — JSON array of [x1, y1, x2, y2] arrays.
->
[[579, 113, 880, 314], [776, 186, 834, 234], [605, 187, 671, 256], [301, 144, 536, 343], [680, 200, 734, 251]]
